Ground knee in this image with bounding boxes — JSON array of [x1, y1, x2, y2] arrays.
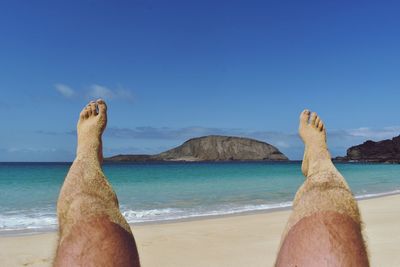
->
[[55, 216, 140, 267], [276, 211, 368, 267]]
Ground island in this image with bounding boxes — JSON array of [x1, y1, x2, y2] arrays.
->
[[334, 135, 400, 163], [105, 135, 288, 162]]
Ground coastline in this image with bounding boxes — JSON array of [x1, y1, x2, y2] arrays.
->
[[2, 189, 400, 236], [131, 188, 400, 227], [1, 190, 400, 236], [1, 194, 399, 266]]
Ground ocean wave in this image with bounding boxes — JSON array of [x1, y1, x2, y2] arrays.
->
[[1, 189, 400, 233], [122, 208, 182, 220], [121, 202, 293, 223], [121, 189, 400, 223], [355, 189, 400, 200], [0, 213, 57, 232]]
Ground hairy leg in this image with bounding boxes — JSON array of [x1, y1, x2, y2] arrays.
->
[[54, 100, 140, 267], [275, 110, 369, 267]]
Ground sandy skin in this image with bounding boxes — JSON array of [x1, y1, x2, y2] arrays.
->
[[275, 110, 369, 266], [54, 100, 140, 266]]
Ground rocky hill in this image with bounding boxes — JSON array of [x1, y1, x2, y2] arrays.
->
[[335, 135, 400, 163], [105, 135, 288, 162]]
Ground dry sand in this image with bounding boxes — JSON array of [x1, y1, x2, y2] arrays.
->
[[1, 194, 399, 267]]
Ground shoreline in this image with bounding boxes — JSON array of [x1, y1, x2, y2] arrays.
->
[[1, 191, 399, 237], [1, 194, 400, 266]]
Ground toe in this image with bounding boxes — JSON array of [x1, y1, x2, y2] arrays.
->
[[80, 110, 86, 119], [315, 116, 320, 128], [318, 120, 324, 131], [84, 104, 92, 117], [89, 101, 97, 116], [80, 107, 87, 119], [310, 112, 317, 126], [96, 99, 107, 115], [86, 105, 93, 116], [81, 107, 90, 119], [300, 109, 310, 124], [79, 104, 90, 119]]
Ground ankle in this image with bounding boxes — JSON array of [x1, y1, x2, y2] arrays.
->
[[76, 141, 103, 163], [305, 157, 334, 177]]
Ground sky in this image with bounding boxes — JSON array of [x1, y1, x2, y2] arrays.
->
[[0, 0, 400, 161]]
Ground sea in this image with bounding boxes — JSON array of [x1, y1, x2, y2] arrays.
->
[[1, 162, 399, 235]]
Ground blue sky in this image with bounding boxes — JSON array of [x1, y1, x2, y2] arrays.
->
[[0, 0, 400, 161]]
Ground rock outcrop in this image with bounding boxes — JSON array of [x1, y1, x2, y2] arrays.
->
[[105, 154, 155, 162], [105, 135, 288, 162], [335, 135, 400, 163]]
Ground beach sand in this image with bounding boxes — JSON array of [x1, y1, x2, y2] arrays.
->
[[1, 194, 399, 267]]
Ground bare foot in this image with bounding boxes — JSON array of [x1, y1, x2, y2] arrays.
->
[[76, 99, 107, 162], [299, 109, 331, 177]]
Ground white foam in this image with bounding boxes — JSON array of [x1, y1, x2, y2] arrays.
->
[[0, 213, 57, 231], [1, 189, 400, 233], [122, 208, 182, 220], [355, 189, 400, 200], [120, 202, 293, 223]]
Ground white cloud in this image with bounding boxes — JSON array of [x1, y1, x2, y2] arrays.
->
[[55, 84, 75, 98], [87, 84, 133, 101], [88, 84, 114, 99], [347, 126, 400, 140], [54, 83, 134, 102]]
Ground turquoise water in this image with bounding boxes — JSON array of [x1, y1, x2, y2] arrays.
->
[[0, 162, 400, 233]]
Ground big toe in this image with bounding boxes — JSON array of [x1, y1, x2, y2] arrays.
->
[[96, 99, 107, 115], [299, 109, 310, 126]]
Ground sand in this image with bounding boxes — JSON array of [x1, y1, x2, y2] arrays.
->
[[1, 194, 399, 267]]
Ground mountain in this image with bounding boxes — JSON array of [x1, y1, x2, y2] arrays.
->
[[105, 135, 288, 162], [334, 135, 400, 163]]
